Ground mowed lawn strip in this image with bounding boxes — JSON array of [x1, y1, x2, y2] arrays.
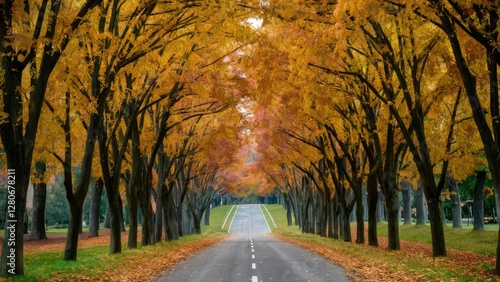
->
[[263, 204, 499, 281], [1, 205, 235, 282]]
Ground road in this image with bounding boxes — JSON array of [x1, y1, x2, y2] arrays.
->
[[153, 204, 350, 282]]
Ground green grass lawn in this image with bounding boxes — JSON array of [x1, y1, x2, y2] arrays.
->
[[262, 204, 499, 281], [377, 222, 498, 255], [23, 232, 223, 281], [4, 205, 236, 281]]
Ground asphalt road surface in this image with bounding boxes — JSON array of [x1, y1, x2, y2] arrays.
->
[[154, 204, 350, 282]]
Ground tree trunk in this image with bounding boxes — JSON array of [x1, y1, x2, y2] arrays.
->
[[385, 188, 400, 250], [203, 205, 210, 226], [139, 186, 153, 246], [324, 199, 330, 238], [342, 206, 351, 242], [177, 195, 186, 237], [367, 173, 378, 246], [401, 181, 413, 225], [316, 193, 323, 236], [64, 205, 83, 261], [377, 193, 385, 222], [104, 206, 110, 229], [448, 177, 462, 228], [427, 197, 447, 256], [309, 194, 315, 232], [416, 180, 426, 225], [117, 195, 126, 232], [31, 182, 47, 240], [105, 185, 122, 254], [182, 200, 192, 236], [126, 178, 138, 248], [474, 171, 486, 231], [442, 201, 447, 226], [88, 178, 103, 238], [292, 193, 301, 227], [138, 207, 143, 225], [31, 161, 47, 240], [126, 120, 141, 248], [155, 193, 163, 243], [193, 211, 202, 235], [285, 194, 293, 226], [302, 198, 310, 234], [355, 191, 365, 244], [125, 201, 137, 248], [321, 194, 329, 238], [165, 189, 179, 240], [331, 196, 338, 239]]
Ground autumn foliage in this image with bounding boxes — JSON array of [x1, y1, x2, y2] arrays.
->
[[1, 0, 500, 278]]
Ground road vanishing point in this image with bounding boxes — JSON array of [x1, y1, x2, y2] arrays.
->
[[154, 204, 351, 282]]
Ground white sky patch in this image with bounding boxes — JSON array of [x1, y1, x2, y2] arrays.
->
[[237, 97, 255, 115], [245, 17, 263, 29], [237, 97, 255, 136]]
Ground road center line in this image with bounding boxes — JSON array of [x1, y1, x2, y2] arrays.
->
[[252, 263, 256, 269], [252, 276, 258, 282]]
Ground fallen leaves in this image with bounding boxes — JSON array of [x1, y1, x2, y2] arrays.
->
[[0, 230, 228, 281], [271, 231, 499, 282], [106, 236, 228, 282]]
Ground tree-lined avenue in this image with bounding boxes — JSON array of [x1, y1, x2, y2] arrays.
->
[[1, 0, 500, 279]]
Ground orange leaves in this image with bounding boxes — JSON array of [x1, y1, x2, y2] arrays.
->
[[484, 187, 494, 198]]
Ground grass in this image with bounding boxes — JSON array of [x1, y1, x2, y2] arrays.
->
[[220, 204, 238, 232], [462, 223, 498, 231], [262, 204, 499, 281], [377, 222, 498, 255], [259, 204, 278, 231], [262, 204, 302, 235], [22, 233, 221, 281], [3, 205, 236, 281]]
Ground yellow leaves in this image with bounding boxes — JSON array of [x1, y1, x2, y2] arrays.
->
[[484, 187, 494, 198], [139, 128, 156, 156], [0, 111, 8, 125]]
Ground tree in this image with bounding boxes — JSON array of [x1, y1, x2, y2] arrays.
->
[[187, 168, 226, 234], [0, 0, 101, 275], [421, 0, 500, 271]]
